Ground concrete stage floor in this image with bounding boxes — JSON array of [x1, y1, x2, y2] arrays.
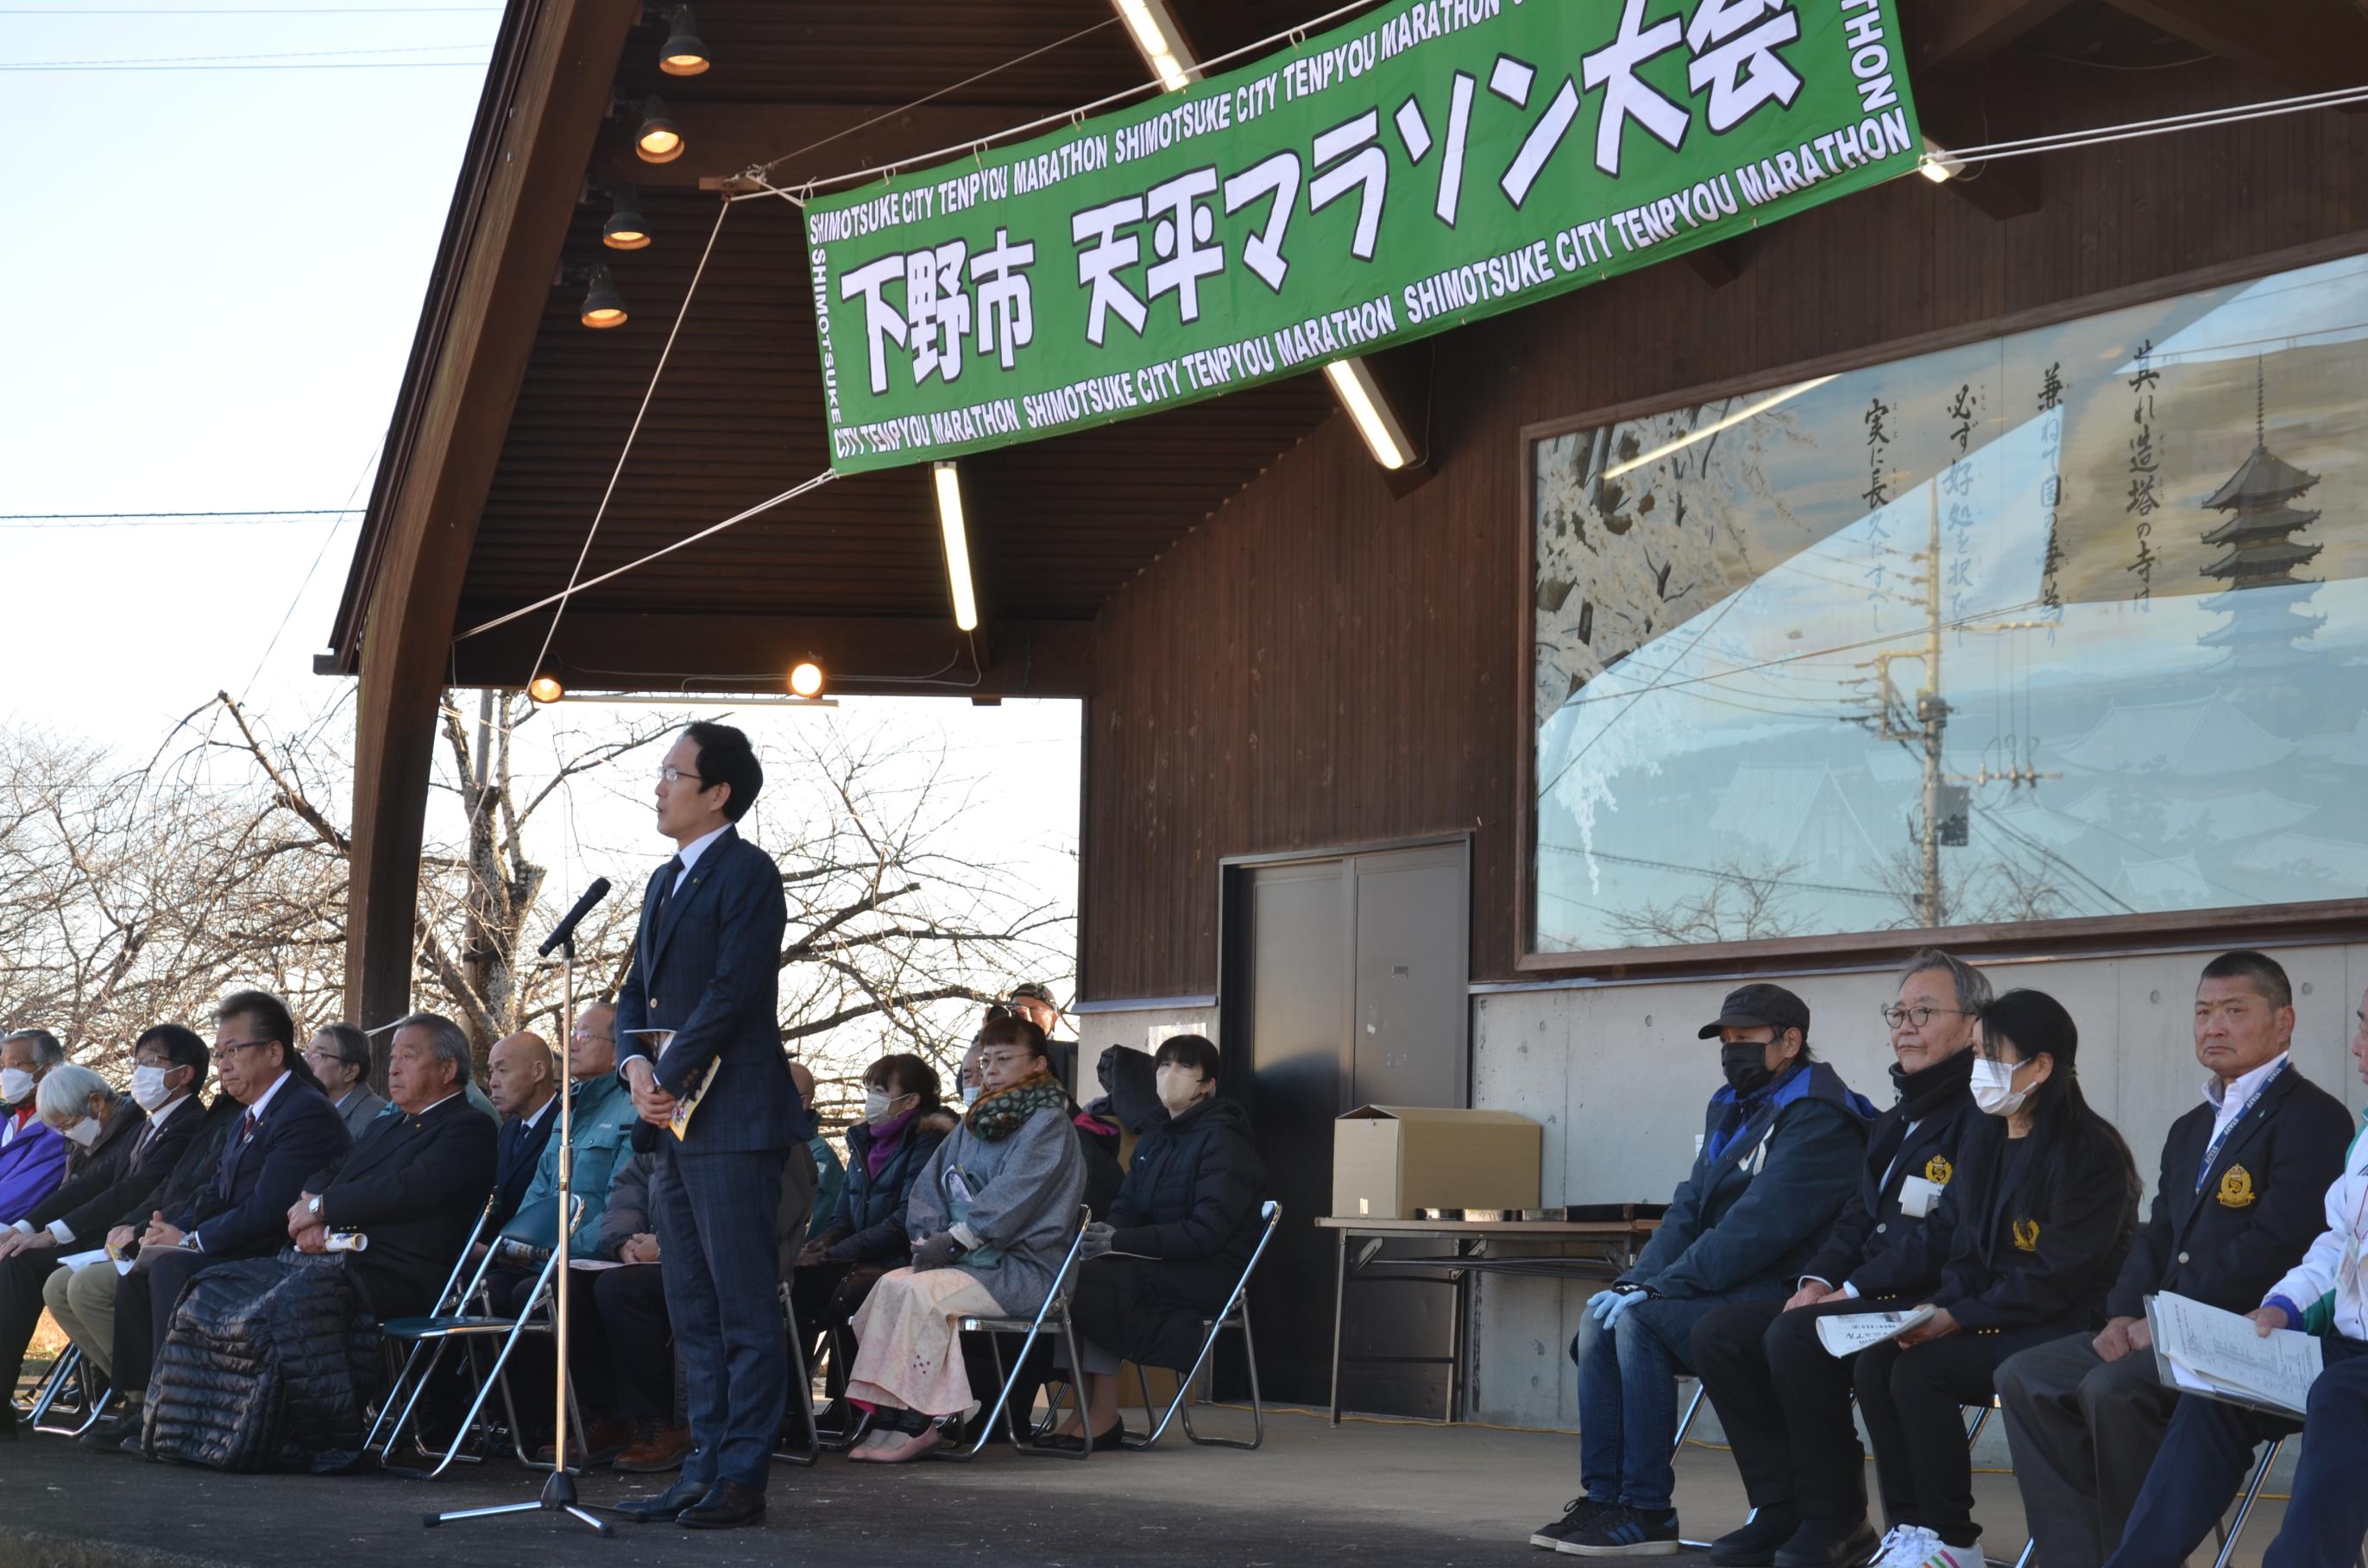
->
[[0, 1403, 2278, 1567]]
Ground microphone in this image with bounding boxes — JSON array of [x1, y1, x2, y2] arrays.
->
[[538, 877, 612, 957]]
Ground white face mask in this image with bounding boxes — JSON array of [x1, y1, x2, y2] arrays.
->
[[1155, 1065, 1209, 1117], [1970, 1057, 2030, 1118], [862, 1087, 901, 1127], [0, 1068, 31, 1106], [129, 1065, 176, 1113], [960, 1083, 982, 1110], [61, 1116, 101, 1148]]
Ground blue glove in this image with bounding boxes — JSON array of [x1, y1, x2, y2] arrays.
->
[[1590, 1286, 1644, 1327]]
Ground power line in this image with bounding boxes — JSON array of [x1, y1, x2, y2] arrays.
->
[[0, 508, 362, 529], [1, 6, 496, 11], [2, 58, 487, 71], [3, 41, 483, 65]]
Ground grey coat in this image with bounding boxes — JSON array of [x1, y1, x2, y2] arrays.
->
[[332, 1086, 387, 1141], [908, 1103, 1086, 1316]]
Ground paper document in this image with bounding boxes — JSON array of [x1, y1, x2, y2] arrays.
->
[[624, 1029, 719, 1142], [567, 1258, 656, 1273], [59, 1247, 133, 1275], [1815, 1306, 1938, 1357], [2146, 1291, 2322, 1419]]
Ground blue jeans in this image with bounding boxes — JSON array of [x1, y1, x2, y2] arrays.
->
[[2107, 1334, 2368, 1568], [1573, 1299, 1696, 1514]]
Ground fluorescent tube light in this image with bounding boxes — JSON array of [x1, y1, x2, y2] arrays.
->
[[1323, 359, 1414, 470], [1113, 0, 1198, 91], [933, 461, 980, 631]]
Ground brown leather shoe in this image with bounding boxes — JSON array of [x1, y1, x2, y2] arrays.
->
[[613, 1422, 693, 1474], [532, 1415, 633, 1468]]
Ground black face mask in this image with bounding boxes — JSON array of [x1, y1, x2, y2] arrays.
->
[[1721, 1042, 1778, 1097]]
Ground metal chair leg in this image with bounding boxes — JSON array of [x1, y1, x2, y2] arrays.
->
[[2210, 1438, 2283, 1568], [772, 1290, 819, 1467]]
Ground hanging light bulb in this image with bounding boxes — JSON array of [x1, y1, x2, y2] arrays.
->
[[579, 265, 627, 329], [634, 97, 685, 163], [788, 661, 825, 699], [658, 4, 709, 76], [601, 184, 651, 250], [527, 675, 565, 703]]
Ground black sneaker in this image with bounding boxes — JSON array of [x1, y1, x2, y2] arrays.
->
[[1555, 1503, 1681, 1557], [1710, 1508, 1802, 1566], [1530, 1499, 1613, 1550]]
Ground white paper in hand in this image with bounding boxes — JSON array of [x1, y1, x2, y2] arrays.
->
[[2146, 1291, 2322, 1418], [1815, 1305, 1938, 1357]]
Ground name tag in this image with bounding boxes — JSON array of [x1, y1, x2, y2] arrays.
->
[[1898, 1174, 1944, 1219]]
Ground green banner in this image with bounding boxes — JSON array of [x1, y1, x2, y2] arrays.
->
[[807, 0, 1920, 474]]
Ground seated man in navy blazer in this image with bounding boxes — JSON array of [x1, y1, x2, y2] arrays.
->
[[283, 1011, 498, 1321], [613, 721, 810, 1531], [86, 988, 350, 1452], [1997, 950, 2353, 1567]]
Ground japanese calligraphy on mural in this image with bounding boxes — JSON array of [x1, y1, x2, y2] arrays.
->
[[805, 0, 1923, 473]]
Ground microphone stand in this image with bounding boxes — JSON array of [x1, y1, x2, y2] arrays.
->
[[427, 920, 609, 1537]]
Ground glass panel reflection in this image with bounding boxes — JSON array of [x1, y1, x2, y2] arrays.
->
[[1532, 253, 2368, 954]]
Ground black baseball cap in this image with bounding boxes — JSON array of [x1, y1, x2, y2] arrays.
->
[[1008, 982, 1057, 1007], [1697, 983, 1811, 1040]]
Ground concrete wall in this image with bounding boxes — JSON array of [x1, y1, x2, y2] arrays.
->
[[1466, 943, 2368, 1431]]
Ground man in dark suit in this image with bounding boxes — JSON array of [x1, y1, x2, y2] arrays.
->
[[1996, 950, 2353, 1568], [284, 1011, 495, 1319], [0, 1026, 216, 1435], [85, 988, 350, 1452], [613, 721, 807, 1530], [486, 1030, 559, 1229]]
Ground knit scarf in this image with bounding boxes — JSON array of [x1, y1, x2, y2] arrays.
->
[[863, 1105, 918, 1179], [1890, 1046, 1977, 1119], [965, 1072, 1066, 1143]]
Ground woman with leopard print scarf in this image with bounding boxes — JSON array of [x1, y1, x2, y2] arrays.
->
[[843, 1014, 1087, 1462]]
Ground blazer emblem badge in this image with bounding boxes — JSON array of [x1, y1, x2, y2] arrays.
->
[[2218, 1165, 2258, 1209], [1924, 1155, 1953, 1186], [2012, 1217, 2042, 1252]]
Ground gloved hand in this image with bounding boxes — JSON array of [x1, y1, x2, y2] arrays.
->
[[1077, 1221, 1115, 1262], [1589, 1285, 1647, 1328], [911, 1231, 966, 1272]]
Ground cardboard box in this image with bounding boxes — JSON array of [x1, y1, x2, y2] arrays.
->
[[1332, 1105, 1542, 1220]]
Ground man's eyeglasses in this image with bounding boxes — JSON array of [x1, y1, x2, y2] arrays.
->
[[657, 765, 705, 786], [1881, 1004, 1970, 1029], [212, 1039, 272, 1064]]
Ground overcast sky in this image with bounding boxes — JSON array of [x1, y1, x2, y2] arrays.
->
[[3, 5, 1083, 991]]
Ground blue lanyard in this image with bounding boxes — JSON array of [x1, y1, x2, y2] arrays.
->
[[2196, 1059, 2288, 1192]]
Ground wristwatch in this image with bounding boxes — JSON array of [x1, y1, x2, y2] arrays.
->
[[308, 1195, 324, 1217]]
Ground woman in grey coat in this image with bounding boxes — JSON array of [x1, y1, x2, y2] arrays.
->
[[844, 1014, 1085, 1462]]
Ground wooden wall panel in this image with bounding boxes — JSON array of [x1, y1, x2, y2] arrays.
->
[[1081, 60, 2368, 998]]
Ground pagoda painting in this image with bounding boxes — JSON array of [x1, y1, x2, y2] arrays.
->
[[2196, 359, 2326, 673]]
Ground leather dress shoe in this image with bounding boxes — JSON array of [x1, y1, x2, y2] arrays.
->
[[677, 1479, 765, 1530], [1773, 1516, 1880, 1568], [612, 1476, 705, 1523], [79, 1407, 141, 1453], [1709, 1507, 1801, 1566]]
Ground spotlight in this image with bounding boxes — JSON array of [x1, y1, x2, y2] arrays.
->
[[527, 675, 565, 703], [601, 184, 650, 250], [634, 97, 684, 163], [931, 462, 980, 633], [789, 661, 825, 699], [579, 265, 627, 329], [658, 4, 709, 76]]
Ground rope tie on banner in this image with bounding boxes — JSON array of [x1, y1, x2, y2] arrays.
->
[[1929, 82, 2368, 166]]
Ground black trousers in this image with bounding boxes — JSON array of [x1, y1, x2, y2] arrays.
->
[[119, 1249, 234, 1394], [0, 1251, 62, 1397], [1691, 1294, 1919, 1524], [570, 1263, 673, 1425], [1855, 1324, 2071, 1549]]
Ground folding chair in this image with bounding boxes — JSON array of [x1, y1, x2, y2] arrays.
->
[[370, 1197, 578, 1478], [936, 1205, 1096, 1461], [28, 1344, 114, 1437], [1127, 1199, 1280, 1451], [771, 1283, 821, 1467], [22, 1342, 82, 1426], [2208, 1436, 2283, 1568]]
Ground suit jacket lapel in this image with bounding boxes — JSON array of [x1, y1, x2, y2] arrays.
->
[[2179, 1073, 2290, 1244], [646, 826, 734, 973]]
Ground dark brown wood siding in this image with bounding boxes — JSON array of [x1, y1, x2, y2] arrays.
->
[[1081, 60, 2368, 998]]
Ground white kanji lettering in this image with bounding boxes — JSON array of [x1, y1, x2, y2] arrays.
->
[[1071, 195, 1148, 347], [838, 252, 908, 396], [907, 239, 972, 386], [1392, 96, 1431, 161], [1421, 72, 1476, 225], [1143, 167, 1224, 324], [969, 227, 1036, 371], [1309, 109, 1387, 261], [1685, 0, 1803, 132], [1581, 0, 1689, 176], [1223, 150, 1300, 293], [1489, 54, 1581, 208]]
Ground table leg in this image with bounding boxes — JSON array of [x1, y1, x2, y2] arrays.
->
[[1329, 1228, 1350, 1427], [1445, 1240, 1467, 1424]]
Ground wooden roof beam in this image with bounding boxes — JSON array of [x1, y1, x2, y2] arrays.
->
[[1905, 0, 2081, 73], [2100, 0, 2368, 103]]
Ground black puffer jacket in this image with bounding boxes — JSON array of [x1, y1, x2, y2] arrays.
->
[[823, 1108, 959, 1264], [1107, 1097, 1268, 1303], [143, 1255, 377, 1472]]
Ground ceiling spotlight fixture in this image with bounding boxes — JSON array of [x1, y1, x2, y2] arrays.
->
[[579, 264, 627, 329], [1918, 136, 1963, 183], [527, 674, 565, 703], [788, 660, 825, 699], [658, 3, 710, 76], [931, 462, 981, 633], [634, 96, 684, 163], [601, 183, 650, 250]]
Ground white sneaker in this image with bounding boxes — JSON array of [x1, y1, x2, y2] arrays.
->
[[1869, 1526, 1936, 1567], [1909, 1541, 1983, 1568]]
